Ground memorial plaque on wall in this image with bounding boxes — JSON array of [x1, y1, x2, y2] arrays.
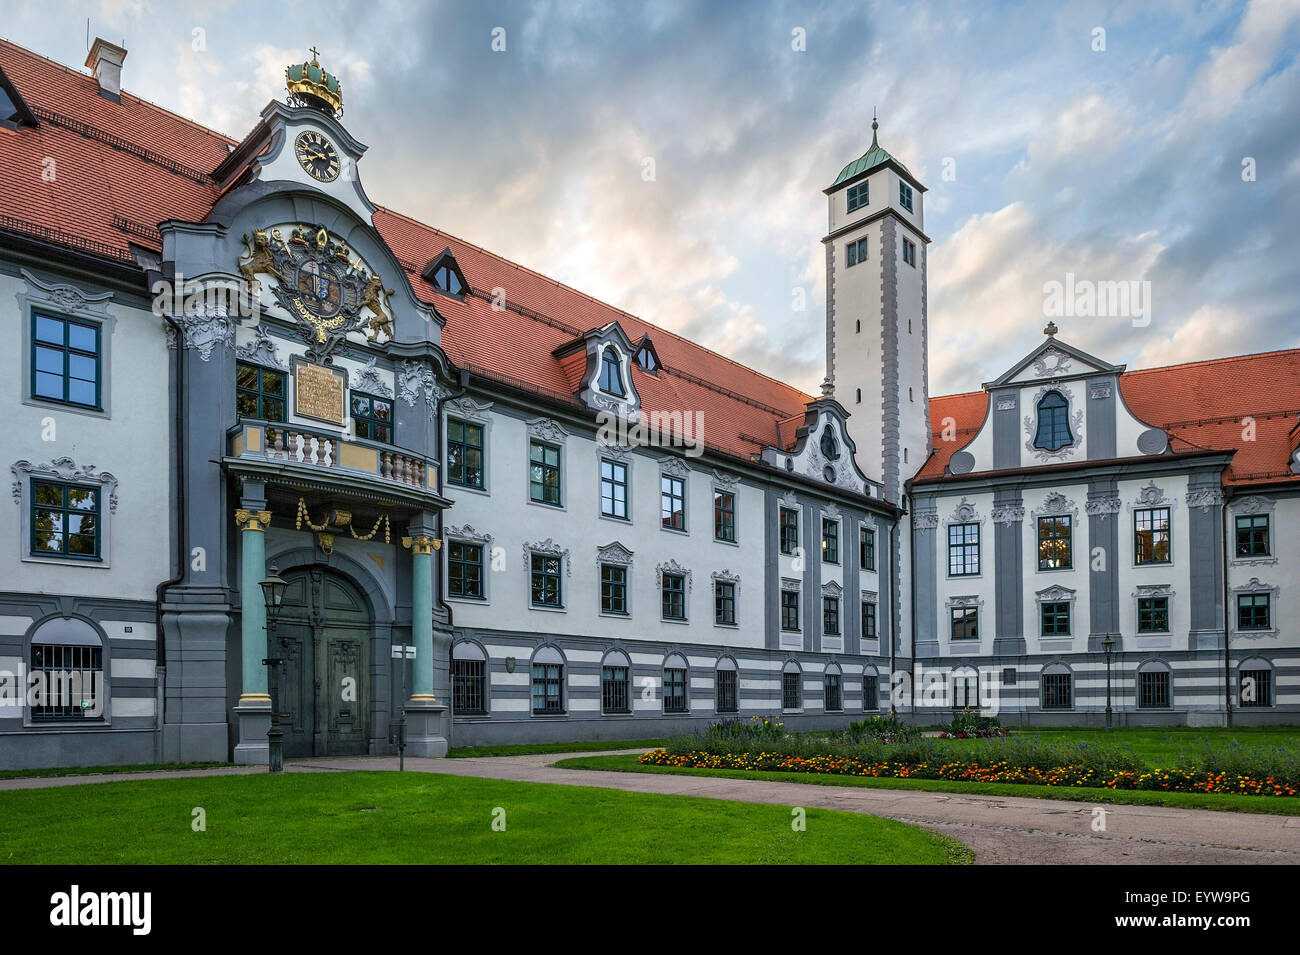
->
[[294, 361, 346, 425]]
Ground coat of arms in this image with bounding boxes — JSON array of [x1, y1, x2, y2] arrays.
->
[[239, 225, 394, 362]]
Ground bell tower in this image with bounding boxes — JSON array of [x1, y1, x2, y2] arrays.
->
[[823, 117, 930, 504]]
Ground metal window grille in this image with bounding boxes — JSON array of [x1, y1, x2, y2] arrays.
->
[[1138, 670, 1170, 709], [1042, 672, 1072, 709], [602, 666, 629, 713], [863, 675, 878, 710], [663, 668, 687, 713], [451, 659, 486, 714], [531, 663, 564, 713], [29, 643, 102, 721], [1240, 669, 1271, 707], [716, 669, 738, 713], [782, 671, 801, 710], [824, 674, 842, 712]]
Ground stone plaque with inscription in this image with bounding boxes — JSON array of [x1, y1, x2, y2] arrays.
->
[[294, 361, 346, 425]]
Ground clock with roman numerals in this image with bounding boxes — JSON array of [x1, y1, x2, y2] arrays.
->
[[294, 130, 341, 183]]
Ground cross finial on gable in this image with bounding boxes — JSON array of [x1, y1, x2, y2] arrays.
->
[[309, 45, 320, 63], [1044, 321, 1058, 337]]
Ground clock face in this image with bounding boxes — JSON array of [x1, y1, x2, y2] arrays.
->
[[294, 131, 341, 183]]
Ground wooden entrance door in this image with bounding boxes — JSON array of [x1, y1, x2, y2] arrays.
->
[[276, 568, 370, 757]]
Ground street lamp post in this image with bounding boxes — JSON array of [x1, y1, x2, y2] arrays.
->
[[1102, 633, 1115, 732], [259, 564, 288, 773]]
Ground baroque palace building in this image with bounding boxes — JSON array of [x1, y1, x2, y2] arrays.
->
[[0, 38, 1296, 769]]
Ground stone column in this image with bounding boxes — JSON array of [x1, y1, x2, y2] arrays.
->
[[233, 505, 272, 764], [402, 525, 448, 756]]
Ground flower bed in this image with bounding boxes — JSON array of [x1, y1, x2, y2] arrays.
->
[[639, 749, 1300, 797]]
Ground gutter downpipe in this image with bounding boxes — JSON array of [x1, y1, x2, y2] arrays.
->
[[1222, 486, 1233, 727], [904, 492, 914, 725]]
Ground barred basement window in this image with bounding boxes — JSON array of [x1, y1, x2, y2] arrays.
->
[[822, 596, 840, 636], [713, 489, 735, 542], [714, 580, 736, 625], [1042, 672, 1072, 710], [1235, 514, 1270, 557], [602, 666, 630, 713], [663, 666, 688, 714], [446, 418, 484, 489], [782, 670, 802, 710], [948, 523, 980, 576], [1138, 669, 1170, 709], [32, 311, 100, 408], [531, 659, 564, 714], [1137, 596, 1169, 633], [530, 552, 563, 608], [861, 601, 877, 640], [717, 670, 738, 712], [29, 634, 103, 722], [863, 675, 879, 711], [824, 673, 843, 712], [1037, 516, 1072, 570], [779, 506, 799, 555], [451, 658, 486, 714], [31, 480, 100, 559], [1240, 669, 1272, 707], [600, 563, 628, 615], [860, 526, 876, 570], [529, 441, 562, 505], [662, 573, 686, 620], [822, 518, 839, 564], [350, 391, 393, 443], [1134, 507, 1171, 564], [1237, 594, 1271, 631], [236, 361, 285, 422], [780, 590, 800, 631], [447, 541, 484, 599]]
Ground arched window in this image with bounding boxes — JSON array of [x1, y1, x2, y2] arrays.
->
[[1033, 391, 1072, 451], [823, 662, 843, 712], [451, 641, 487, 715], [1137, 660, 1171, 709], [781, 660, 802, 710], [597, 346, 626, 397], [1041, 663, 1072, 710], [1238, 658, 1272, 708], [601, 650, 631, 714], [820, 425, 840, 460], [29, 617, 104, 722], [715, 656, 738, 714], [531, 646, 565, 714], [951, 666, 979, 709], [862, 665, 880, 712], [663, 653, 688, 713]]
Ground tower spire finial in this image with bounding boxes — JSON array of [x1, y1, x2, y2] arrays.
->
[[871, 108, 879, 148]]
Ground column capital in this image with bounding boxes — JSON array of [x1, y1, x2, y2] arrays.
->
[[235, 508, 272, 532], [402, 534, 441, 555]]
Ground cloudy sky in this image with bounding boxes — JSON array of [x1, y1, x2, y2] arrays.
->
[[7, 0, 1299, 396]]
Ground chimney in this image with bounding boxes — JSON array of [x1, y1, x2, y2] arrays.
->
[[85, 38, 127, 102]]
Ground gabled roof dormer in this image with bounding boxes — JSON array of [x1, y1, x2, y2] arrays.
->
[[422, 247, 468, 297], [761, 378, 878, 497], [0, 61, 38, 129], [554, 322, 642, 419], [633, 334, 661, 375]]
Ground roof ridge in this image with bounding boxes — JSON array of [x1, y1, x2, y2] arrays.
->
[[1122, 345, 1300, 376], [0, 37, 239, 145], [376, 204, 816, 404]]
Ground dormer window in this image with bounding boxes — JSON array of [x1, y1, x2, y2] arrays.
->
[[597, 346, 626, 397], [432, 264, 462, 295], [1033, 390, 1073, 452], [422, 248, 468, 297], [820, 425, 840, 460], [634, 337, 659, 375]]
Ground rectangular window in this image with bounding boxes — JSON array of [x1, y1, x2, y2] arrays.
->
[[1235, 514, 1269, 557], [780, 590, 800, 631], [1237, 593, 1271, 631], [823, 596, 840, 636], [1137, 596, 1169, 633], [782, 671, 801, 710], [713, 489, 735, 542], [350, 392, 393, 443], [29, 643, 103, 721], [1040, 601, 1070, 636], [1138, 670, 1170, 709], [846, 181, 869, 212], [861, 601, 877, 640], [1042, 673, 1072, 710], [1240, 670, 1272, 708], [529, 441, 561, 506], [860, 526, 876, 571], [1134, 507, 1171, 564], [714, 581, 736, 625], [601, 666, 630, 713], [863, 675, 879, 711], [446, 418, 484, 489], [899, 182, 914, 212], [660, 475, 685, 531], [951, 607, 978, 640], [530, 552, 563, 607], [600, 459, 628, 519], [1037, 516, 1072, 570], [948, 523, 980, 576], [664, 668, 687, 713], [32, 311, 100, 408], [824, 674, 843, 712], [446, 541, 484, 599], [846, 237, 869, 267], [822, 518, 839, 564], [30, 481, 100, 559], [902, 237, 916, 267], [662, 573, 686, 620], [531, 663, 564, 714], [716, 669, 738, 714], [236, 362, 286, 422], [600, 563, 628, 615], [451, 659, 486, 714], [779, 506, 799, 555]]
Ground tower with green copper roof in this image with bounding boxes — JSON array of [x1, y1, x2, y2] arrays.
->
[[820, 115, 930, 509], [286, 48, 342, 116]]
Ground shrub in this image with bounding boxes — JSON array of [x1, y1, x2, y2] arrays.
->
[[938, 708, 1004, 739], [845, 714, 922, 744]]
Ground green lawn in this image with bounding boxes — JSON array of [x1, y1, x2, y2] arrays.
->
[[446, 738, 668, 758], [559, 754, 1300, 816], [0, 761, 228, 780], [0, 771, 969, 865], [966, 726, 1300, 763]]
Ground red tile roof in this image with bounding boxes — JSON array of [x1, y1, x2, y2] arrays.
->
[[915, 349, 1300, 487]]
